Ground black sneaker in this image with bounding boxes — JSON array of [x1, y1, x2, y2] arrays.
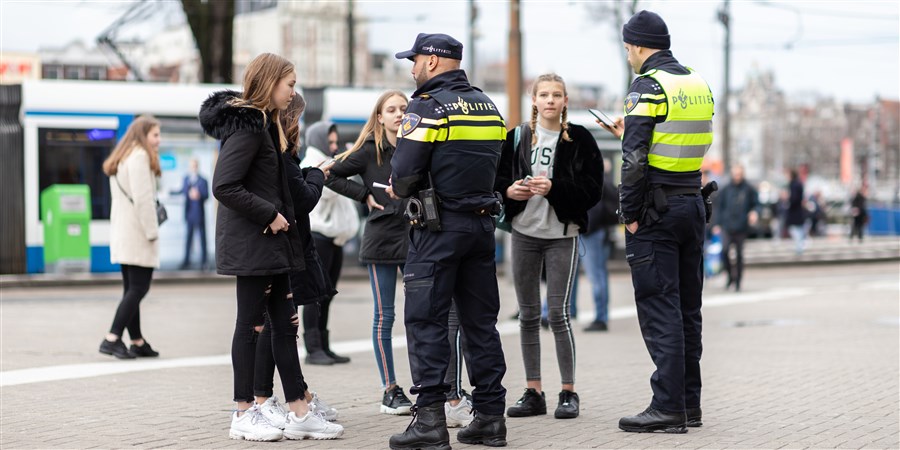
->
[[506, 388, 546, 417], [618, 407, 687, 433], [382, 385, 413, 415], [99, 338, 135, 359], [554, 390, 579, 419], [130, 341, 159, 357], [584, 321, 608, 332]]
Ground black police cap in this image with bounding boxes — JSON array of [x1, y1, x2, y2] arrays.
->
[[395, 33, 463, 61]]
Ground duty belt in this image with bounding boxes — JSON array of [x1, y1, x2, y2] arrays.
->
[[663, 186, 700, 197]]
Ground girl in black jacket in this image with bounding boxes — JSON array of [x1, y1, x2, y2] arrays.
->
[[325, 90, 416, 415], [494, 73, 604, 421], [200, 53, 341, 441]]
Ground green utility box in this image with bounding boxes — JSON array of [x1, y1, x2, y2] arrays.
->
[[41, 184, 92, 273]]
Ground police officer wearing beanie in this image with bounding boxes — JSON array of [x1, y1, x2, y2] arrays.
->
[[598, 11, 714, 433], [386, 33, 509, 449]]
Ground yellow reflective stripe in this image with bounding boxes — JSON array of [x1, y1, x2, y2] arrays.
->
[[648, 154, 704, 172], [640, 93, 666, 101], [651, 131, 713, 146], [626, 101, 667, 118], [404, 126, 448, 143], [447, 114, 504, 122], [448, 125, 507, 141], [420, 117, 448, 126]]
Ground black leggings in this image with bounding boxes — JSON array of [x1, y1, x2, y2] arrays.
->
[[233, 274, 305, 403], [109, 264, 154, 340], [304, 234, 341, 332]]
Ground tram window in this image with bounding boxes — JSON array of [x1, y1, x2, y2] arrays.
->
[[38, 128, 116, 220]]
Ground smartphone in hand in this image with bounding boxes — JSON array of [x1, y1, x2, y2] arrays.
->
[[522, 175, 533, 186], [588, 109, 617, 129]]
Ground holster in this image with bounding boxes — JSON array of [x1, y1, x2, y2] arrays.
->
[[701, 181, 718, 224]]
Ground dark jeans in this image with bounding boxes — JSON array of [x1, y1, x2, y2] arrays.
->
[[404, 212, 507, 416], [626, 195, 705, 413], [232, 273, 305, 403], [304, 234, 341, 332], [721, 231, 746, 286], [182, 220, 207, 265], [109, 264, 154, 340], [254, 310, 309, 398]]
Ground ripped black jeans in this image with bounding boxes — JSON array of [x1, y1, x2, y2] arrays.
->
[[232, 273, 305, 403]]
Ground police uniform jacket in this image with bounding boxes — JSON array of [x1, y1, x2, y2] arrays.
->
[[200, 90, 304, 276], [494, 123, 605, 233], [391, 70, 507, 212], [326, 136, 410, 264], [619, 50, 714, 223]]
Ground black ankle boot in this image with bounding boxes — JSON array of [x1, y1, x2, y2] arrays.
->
[[321, 330, 350, 363], [388, 402, 450, 450], [303, 331, 334, 365], [457, 411, 507, 447]]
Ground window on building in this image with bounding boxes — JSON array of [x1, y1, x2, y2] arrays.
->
[[85, 66, 105, 80], [38, 128, 117, 220], [64, 66, 83, 80], [43, 65, 63, 79]]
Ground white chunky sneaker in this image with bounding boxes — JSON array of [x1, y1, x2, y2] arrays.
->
[[445, 396, 474, 427], [283, 411, 344, 440], [309, 392, 339, 421], [229, 405, 283, 441], [258, 396, 288, 429]]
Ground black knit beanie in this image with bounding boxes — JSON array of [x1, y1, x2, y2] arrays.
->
[[623, 10, 671, 50]]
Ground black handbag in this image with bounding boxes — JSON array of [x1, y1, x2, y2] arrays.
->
[[114, 175, 168, 225]]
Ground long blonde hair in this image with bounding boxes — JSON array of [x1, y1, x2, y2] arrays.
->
[[338, 90, 407, 166], [530, 73, 572, 145], [280, 93, 306, 155], [102, 115, 161, 176], [230, 53, 295, 152]]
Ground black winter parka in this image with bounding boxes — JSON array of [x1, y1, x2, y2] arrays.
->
[[200, 90, 304, 275]]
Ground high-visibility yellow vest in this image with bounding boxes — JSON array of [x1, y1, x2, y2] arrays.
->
[[634, 68, 714, 173]]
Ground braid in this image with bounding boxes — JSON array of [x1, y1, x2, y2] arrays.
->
[[530, 105, 539, 146], [561, 106, 572, 142]]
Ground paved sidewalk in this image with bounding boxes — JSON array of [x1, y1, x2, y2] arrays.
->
[[1, 262, 898, 449]]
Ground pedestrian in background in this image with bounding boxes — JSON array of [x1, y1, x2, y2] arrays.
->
[[496, 73, 604, 420], [787, 169, 807, 254], [582, 160, 618, 332], [325, 90, 417, 415], [252, 93, 343, 430], [99, 115, 163, 360], [200, 52, 341, 441], [850, 185, 868, 242], [300, 121, 359, 365], [713, 164, 758, 292], [599, 10, 713, 433], [173, 158, 209, 270]]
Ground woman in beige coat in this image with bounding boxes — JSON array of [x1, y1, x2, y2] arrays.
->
[[99, 115, 163, 359]]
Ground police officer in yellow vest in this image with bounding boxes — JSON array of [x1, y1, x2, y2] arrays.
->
[[599, 11, 713, 434], [387, 33, 509, 449]]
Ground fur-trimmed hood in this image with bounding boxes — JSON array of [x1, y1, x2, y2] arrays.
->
[[199, 90, 267, 140]]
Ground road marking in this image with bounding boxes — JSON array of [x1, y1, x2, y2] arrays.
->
[[0, 284, 892, 387]]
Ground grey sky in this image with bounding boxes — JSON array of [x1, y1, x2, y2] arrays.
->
[[2, 0, 897, 102]]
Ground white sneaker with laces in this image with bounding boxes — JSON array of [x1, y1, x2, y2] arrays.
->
[[309, 392, 339, 421], [445, 396, 474, 427], [229, 405, 284, 441], [283, 411, 344, 440], [258, 396, 288, 429]]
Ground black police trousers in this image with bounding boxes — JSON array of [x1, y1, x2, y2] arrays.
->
[[403, 210, 507, 416], [625, 194, 705, 413]]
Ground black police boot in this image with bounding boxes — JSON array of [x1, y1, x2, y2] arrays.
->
[[506, 388, 546, 417], [303, 331, 334, 365], [686, 406, 703, 427], [457, 411, 507, 447], [321, 330, 350, 363], [388, 402, 450, 450], [618, 407, 687, 433]]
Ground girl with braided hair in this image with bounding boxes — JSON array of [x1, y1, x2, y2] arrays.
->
[[494, 73, 605, 420]]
